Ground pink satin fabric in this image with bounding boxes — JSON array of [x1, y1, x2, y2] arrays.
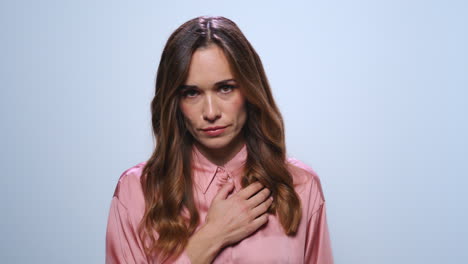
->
[[106, 144, 334, 263]]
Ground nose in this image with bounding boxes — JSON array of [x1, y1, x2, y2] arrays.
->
[[202, 94, 221, 122]]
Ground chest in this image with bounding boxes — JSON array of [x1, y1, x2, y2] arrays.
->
[[213, 215, 305, 264], [194, 188, 307, 264]]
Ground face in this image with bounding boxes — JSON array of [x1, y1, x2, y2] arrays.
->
[[179, 44, 247, 157]]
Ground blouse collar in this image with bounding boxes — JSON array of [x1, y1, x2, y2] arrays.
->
[[191, 144, 247, 194]]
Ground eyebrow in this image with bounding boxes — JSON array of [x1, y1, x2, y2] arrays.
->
[[179, 79, 237, 90]]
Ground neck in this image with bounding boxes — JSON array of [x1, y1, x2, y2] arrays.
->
[[194, 136, 245, 166]]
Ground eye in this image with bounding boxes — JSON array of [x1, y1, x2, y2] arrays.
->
[[181, 89, 199, 98], [219, 84, 236, 94]]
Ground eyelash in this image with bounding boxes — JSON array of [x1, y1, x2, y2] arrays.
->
[[181, 85, 236, 98], [181, 89, 199, 98], [219, 85, 236, 93]]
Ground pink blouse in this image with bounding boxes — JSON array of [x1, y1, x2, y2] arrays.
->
[[106, 144, 334, 263]]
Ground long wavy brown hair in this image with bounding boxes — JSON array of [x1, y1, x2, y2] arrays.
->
[[139, 16, 302, 261]]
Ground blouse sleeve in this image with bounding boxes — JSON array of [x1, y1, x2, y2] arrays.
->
[[304, 201, 334, 264], [105, 196, 192, 264]]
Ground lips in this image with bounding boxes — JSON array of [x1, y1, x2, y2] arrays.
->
[[200, 125, 228, 136], [201, 126, 227, 131]]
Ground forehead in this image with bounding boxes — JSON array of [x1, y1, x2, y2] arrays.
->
[[184, 44, 235, 86]]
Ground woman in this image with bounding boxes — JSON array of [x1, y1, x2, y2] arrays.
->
[[106, 16, 333, 264]]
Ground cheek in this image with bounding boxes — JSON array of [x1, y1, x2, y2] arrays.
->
[[179, 104, 197, 127], [230, 96, 247, 123]]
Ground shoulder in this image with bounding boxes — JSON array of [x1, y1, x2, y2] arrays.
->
[[286, 157, 324, 197], [112, 161, 148, 209], [286, 157, 319, 183], [286, 157, 326, 215]]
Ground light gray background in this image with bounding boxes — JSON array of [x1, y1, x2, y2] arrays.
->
[[1, 0, 467, 263]]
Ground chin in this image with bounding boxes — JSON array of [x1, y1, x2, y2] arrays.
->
[[198, 140, 229, 150], [196, 137, 233, 150]]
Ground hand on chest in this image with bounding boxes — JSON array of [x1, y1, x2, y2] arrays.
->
[[194, 170, 304, 264]]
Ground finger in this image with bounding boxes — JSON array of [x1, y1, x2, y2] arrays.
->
[[247, 213, 269, 234], [246, 187, 270, 208], [213, 181, 234, 201], [236, 182, 264, 200], [250, 196, 273, 219]]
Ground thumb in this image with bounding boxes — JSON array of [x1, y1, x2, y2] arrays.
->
[[213, 181, 234, 201]]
